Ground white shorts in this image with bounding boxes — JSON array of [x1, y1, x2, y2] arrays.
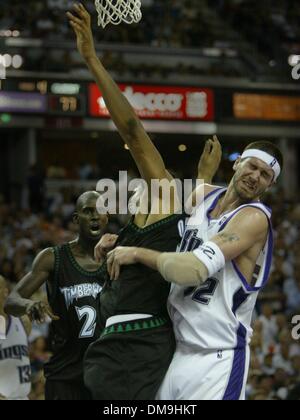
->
[[156, 344, 250, 401]]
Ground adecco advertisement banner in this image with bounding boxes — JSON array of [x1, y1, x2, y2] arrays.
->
[[89, 84, 214, 121]]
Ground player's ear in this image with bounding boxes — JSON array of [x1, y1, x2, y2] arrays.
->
[[73, 212, 79, 225], [233, 157, 241, 172]]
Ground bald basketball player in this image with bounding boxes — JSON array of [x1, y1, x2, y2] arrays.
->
[[5, 191, 108, 400]]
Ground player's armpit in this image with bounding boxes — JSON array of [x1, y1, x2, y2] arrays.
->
[[210, 207, 269, 262]]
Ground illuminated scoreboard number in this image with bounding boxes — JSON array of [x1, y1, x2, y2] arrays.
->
[[48, 94, 86, 116]]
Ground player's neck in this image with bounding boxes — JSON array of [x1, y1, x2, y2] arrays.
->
[[75, 236, 98, 259], [216, 184, 251, 216]]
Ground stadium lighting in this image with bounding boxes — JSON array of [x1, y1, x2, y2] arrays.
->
[[0, 29, 20, 38], [12, 55, 23, 69], [2, 54, 12, 68], [0, 114, 12, 124], [178, 144, 187, 152], [229, 152, 240, 162]]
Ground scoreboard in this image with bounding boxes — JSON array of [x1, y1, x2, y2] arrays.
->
[[48, 94, 85, 116], [0, 79, 86, 116]]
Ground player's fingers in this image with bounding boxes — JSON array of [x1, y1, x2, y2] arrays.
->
[[37, 305, 46, 324], [30, 306, 42, 323], [213, 135, 222, 151], [106, 252, 114, 276], [27, 311, 35, 323], [33, 311, 43, 324], [67, 12, 85, 28], [69, 20, 83, 37], [78, 3, 91, 21], [44, 305, 60, 321], [207, 139, 213, 153], [114, 262, 120, 281], [110, 259, 116, 281], [74, 3, 85, 19], [203, 140, 210, 154]]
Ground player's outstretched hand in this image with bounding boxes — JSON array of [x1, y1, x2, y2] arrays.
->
[[67, 3, 96, 61], [198, 135, 222, 181], [25, 301, 60, 324], [94, 234, 119, 263], [107, 247, 138, 281]]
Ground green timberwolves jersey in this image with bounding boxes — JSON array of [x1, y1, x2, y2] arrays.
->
[[44, 244, 105, 382], [100, 214, 185, 327]]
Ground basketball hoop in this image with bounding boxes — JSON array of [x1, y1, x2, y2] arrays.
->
[[95, 0, 142, 28]]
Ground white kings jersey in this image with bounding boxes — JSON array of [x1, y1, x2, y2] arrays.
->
[[169, 187, 273, 351], [0, 316, 31, 400]]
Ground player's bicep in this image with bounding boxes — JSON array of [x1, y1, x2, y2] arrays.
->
[[14, 249, 54, 298], [210, 209, 268, 262]]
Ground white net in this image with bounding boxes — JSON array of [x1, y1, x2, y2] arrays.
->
[[95, 0, 142, 28]]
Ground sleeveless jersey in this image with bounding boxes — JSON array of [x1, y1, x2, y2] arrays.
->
[[168, 187, 273, 351], [44, 243, 105, 381], [100, 214, 185, 327], [0, 316, 31, 400]]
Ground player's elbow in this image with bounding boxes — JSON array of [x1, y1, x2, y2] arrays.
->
[[123, 118, 143, 143], [158, 253, 207, 286]]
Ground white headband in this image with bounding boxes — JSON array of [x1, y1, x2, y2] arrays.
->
[[241, 149, 281, 181]]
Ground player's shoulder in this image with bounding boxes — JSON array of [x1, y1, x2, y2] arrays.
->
[[203, 184, 224, 197], [33, 247, 56, 271], [227, 205, 269, 233]]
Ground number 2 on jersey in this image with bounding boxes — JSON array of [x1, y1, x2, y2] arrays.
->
[[184, 278, 219, 305], [76, 306, 97, 338]]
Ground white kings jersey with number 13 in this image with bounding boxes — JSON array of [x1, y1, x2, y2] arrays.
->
[[0, 316, 31, 400], [169, 187, 273, 351]]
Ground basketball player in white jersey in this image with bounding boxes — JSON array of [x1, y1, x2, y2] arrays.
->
[[0, 276, 32, 400], [105, 141, 283, 400]]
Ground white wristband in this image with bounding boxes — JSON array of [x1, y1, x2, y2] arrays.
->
[[193, 241, 225, 277]]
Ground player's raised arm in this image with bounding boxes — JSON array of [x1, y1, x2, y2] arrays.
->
[[67, 4, 170, 187], [4, 249, 59, 323]]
